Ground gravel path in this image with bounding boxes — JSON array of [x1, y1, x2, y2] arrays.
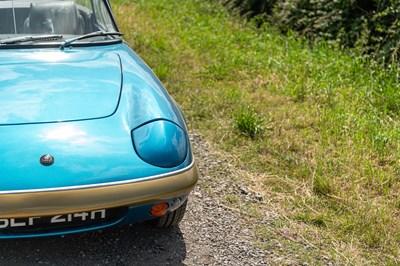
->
[[0, 133, 269, 265]]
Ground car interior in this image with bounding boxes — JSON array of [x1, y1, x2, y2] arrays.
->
[[0, 1, 101, 35]]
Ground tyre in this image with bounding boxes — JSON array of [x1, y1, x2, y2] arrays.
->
[[149, 200, 188, 228]]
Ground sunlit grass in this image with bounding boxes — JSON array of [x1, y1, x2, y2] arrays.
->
[[114, 0, 400, 263], [234, 106, 265, 138]]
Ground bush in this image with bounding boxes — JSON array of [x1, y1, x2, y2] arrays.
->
[[221, 0, 400, 63], [366, 0, 400, 62], [271, 0, 365, 47], [221, 0, 276, 17]]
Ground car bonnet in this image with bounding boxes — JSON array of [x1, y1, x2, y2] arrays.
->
[[0, 49, 122, 125]]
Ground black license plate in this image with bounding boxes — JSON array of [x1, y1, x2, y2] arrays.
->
[[0, 207, 127, 233]]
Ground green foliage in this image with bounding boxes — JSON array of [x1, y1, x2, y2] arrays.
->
[[234, 106, 265, 138], [294, 213, 328, 228], [271, 0, 364, 47], [312, 173, 332, 196], [222, 0, 400, 63], [366, 1, 400, 62], [221, 0, 276, 17]]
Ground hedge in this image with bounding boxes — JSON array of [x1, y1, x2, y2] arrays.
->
[[221, 0, 400, 63]]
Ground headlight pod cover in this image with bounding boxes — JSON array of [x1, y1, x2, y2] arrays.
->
[[132, 120, 188, 168]]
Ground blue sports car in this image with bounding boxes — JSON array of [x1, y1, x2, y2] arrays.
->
[[0, 0, 198, 238]]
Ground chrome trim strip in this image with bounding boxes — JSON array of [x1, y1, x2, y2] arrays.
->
[[0, 160, 195, 195]]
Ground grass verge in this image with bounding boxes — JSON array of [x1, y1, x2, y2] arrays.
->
[[114, 0, 400, 264]]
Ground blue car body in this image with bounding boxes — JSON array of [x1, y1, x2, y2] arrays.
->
[[0, 0, 198, 238]]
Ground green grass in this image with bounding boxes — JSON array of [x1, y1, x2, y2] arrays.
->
[[114, 0, 400, 263], [234, 106, 265, 138]]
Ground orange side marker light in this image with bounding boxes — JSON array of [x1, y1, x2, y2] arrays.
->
[[150, 202, 169, 217]]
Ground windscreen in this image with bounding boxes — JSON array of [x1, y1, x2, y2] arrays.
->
[[0, 0, 117, 40]]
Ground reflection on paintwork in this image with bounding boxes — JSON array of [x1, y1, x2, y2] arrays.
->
[[118, 47, 183, 130], [26, 51, 70, 62], [0, 51, 122, 125], [42, 125, 86, 141], [0, 68, 23, 82], [39, 124, 120, 156], [133, 120, 187, 168]]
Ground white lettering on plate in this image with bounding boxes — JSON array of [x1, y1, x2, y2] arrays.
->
[[50, 215, 66, 223], [0, 219, 8, 229], [10, 219, 26, 227], [28, 217, 40, 226], [90, 209, 106, 220], [74, 212, 89, 221], [0, 209, 107, 229]]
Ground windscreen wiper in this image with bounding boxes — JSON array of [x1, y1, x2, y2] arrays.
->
[[59, 31, 123, 50], [0, 35, 63, 45]]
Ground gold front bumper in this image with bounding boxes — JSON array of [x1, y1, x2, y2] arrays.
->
[[0, 163, 199, 218]]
